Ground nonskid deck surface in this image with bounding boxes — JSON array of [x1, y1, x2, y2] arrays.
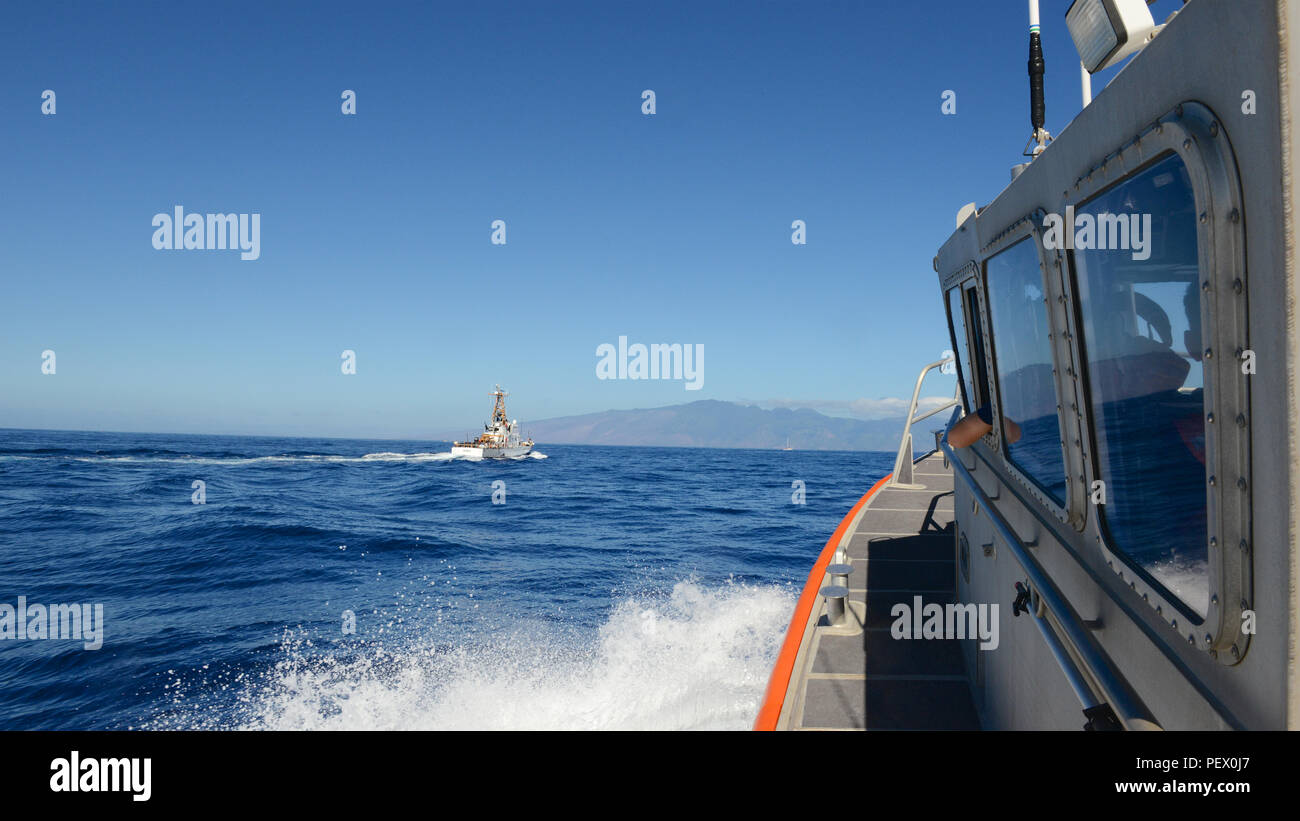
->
[[781, 453, 979, 730]]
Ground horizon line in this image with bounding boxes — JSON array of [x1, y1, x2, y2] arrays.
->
[[0, 425, 905, 455]]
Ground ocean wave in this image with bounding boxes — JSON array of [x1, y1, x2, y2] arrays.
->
[[141, 579, 793, 731]]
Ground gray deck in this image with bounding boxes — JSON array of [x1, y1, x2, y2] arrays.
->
[[779, 453, 980, 730]]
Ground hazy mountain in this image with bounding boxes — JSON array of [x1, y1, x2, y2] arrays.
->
[[462, 399, 944, 452]]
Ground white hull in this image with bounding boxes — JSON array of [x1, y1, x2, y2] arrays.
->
[[452, 386, 534, 458], [451, 444, 533, 459]]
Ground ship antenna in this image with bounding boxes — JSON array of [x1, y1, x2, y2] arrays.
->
[[1024, 0, 1051, 157]]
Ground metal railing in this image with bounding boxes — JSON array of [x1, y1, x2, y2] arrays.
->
[[939, 431, 1163, 731], [887, 356, 960, 489]]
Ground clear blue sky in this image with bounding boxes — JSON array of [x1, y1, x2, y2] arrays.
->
[[0, 0, 1183, 439]]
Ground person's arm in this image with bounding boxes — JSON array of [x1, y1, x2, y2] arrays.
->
[[948, 409, 992, 448], [948, 404, 1022, 448]]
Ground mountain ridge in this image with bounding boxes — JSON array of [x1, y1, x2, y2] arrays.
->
[[442, 399, 942, 452]]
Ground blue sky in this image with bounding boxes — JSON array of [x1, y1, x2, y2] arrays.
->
[[0, 0, 1184, 439]]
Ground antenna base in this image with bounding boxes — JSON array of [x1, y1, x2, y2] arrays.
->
[[1023, 129, 1053, 158]]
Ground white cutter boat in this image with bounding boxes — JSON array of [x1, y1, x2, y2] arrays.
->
[[451, 385, 534, 459]]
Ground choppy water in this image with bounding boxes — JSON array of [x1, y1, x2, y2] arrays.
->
[[0, 428, 892, 730]]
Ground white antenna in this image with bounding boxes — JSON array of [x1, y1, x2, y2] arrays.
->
[[1025, 0, 1052, 157]]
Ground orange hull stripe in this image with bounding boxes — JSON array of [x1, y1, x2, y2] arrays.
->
[[752, 472, 892, 731]]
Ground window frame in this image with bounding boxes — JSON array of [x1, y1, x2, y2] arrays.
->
[[944, 273, 988, 416], [945, 284, 975, 413], [1062, 103, 1252, 664], [977, 215, 1085, 528], [962, 283, 992, 413]]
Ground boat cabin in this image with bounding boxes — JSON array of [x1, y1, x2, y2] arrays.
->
[[935, 0, 1296, 729]]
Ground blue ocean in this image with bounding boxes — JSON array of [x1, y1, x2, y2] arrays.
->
[[0, 428, 893, 730]]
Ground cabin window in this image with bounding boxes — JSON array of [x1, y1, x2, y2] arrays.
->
[[963, 284, 991, 409], [984, 238, 1068, 505], [946, 285, 978, 412], [1071, 152, 1207, 618]]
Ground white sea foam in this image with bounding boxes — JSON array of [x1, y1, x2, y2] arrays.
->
[[5, 450, 537, 465], [1146, 556, 1210, 618], [151, 580, 793, 731], [358, 452, 457, 462]]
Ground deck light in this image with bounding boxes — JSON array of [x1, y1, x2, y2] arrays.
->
[[1066, 0, 1156, 73]]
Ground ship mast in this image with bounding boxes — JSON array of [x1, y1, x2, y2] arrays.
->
[[490, 384, 509, 428]]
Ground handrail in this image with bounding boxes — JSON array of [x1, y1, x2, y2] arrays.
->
[[939, 434, 1163, 731], [887, 356, 960, 489]]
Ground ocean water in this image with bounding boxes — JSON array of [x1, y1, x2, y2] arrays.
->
[[0, 428, 894, 730]]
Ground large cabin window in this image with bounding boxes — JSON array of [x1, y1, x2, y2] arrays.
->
[[1071, 152, 1207, 618], [984, 238, 1068, 506]]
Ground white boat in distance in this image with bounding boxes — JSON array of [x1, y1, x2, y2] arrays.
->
[[451, 385, 534, 458]]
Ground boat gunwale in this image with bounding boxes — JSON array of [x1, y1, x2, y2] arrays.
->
[[753, 470, 895, 730]]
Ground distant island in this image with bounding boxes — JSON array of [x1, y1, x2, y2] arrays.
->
[[442, 399, 948, 452]]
